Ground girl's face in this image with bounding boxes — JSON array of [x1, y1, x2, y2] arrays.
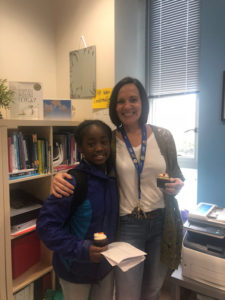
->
[[79, 125, 111, 170], [116, 83, 142, 127]]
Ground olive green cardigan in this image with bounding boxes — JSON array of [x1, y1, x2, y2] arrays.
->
[[111, 125, 185, 270]]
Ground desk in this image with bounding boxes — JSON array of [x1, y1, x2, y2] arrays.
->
[[169, 265, 225, 300]]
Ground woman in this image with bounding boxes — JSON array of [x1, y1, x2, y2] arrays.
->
[[52, 77, 184, 300]]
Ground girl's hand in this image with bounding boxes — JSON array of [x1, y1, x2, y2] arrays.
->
[[51, 172, 74, 198], [164, 178, 184, 196], [89, 244, 107, 263]]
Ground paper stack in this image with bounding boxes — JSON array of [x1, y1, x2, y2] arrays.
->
[[102, 242, 146, 272]]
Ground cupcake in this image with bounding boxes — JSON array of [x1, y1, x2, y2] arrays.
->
[[157, 173, 170, 188], [93, 232, 108, 247]]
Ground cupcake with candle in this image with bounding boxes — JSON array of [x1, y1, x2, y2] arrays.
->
[[93, 232, 108, 247]]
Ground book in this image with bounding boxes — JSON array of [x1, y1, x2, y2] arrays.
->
[[18, 131, 26, 170], [11, 136, 17, 172], [37, 140, 43, 174], [9, 168, 40, 179], [53, 134, 68, 165], [9, 81, 42, 120], [32, 133, 39, 169], [41, 139, 47, 173], [8, 136, 13, 173], [12, 132, 20, 171], [37, 138, 48, 174], [102, 242, 146, 272], [23, 134, 33, 169]]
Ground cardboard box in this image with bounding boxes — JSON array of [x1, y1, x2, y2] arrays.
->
[[11, 231, 40, 279]]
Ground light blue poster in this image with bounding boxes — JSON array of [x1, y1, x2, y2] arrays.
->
[[43, 100, 71, 120]]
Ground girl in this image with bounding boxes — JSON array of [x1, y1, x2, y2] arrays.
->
[[36, 120, 118, 300]]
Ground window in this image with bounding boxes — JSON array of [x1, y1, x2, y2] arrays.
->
[[149, 94, 198, 168], [148, 94, 198, 211], [146, 0, 200, 209]]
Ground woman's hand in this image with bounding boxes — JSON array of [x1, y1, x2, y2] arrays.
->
[[89, 244, 107, 263], [51, 172, 74, 198], [164, 178, 184, 196]]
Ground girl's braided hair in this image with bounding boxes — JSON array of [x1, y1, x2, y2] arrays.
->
[[75, 119, 112, 146]]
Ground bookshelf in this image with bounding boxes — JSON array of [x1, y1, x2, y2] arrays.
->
[[0, 119, 79, 300]]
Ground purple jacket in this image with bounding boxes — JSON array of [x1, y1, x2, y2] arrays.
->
[[36, 160, 118, 283]]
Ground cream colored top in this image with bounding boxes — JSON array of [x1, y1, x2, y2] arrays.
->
[[116, 133, 166, 216]]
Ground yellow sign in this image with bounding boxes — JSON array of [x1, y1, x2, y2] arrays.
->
[[92, 88, 112, 109]]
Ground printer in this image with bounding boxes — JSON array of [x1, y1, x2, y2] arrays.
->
[[182, 202, 225, 290]]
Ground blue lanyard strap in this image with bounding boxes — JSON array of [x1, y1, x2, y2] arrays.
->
[[119, 125, 147, 199]]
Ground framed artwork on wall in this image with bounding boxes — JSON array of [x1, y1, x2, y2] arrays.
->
[[43, 99, 71, 120], [9, 81, 42, 120], [70, 46, 96, 99], [221, 71, 225, 120]]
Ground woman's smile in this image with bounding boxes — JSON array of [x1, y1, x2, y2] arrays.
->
[[116, 83, 142, 127]]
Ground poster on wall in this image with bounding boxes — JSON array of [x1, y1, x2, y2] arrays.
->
[[43, 99, 71, 120], [70, 46, 96, 99], [9, 81, 42, 120]]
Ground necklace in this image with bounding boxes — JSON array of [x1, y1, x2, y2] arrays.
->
[[119, 125, 147, 219]]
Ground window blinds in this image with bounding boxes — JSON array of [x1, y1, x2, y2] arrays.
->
[[147, 0, 200, 98]]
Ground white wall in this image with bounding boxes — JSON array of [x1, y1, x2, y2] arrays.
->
[[0, 0, 115, 122], [55, 0, 115, 123], [0, 0, 57, 100]]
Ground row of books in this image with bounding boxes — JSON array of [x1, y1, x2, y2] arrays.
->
[[7, 131, 80, 179], [8, 131, 50, 179], [53, 132, 80, 171]]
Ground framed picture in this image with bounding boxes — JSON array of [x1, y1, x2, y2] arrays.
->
[[43, 99, 71, 120], [70, 46, 96, 99], [9, 81, 42, 120], [222, 71, 225, 120]]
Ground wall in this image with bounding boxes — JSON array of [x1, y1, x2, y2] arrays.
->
[[0, 0, 115, 123], [115, 0, 146, 85], [55, 0, 115, 123], [198, 0, 225, 206], [0, 0, 57, 103]]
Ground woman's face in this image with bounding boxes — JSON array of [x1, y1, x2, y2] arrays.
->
[[116, 83, 142, 127]]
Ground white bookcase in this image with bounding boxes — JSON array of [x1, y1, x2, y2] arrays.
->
[[0, 119, 79, 300]]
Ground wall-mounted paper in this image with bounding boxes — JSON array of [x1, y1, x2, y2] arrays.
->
[[43, 99, 71, 120], [70, 46, 96, 99], [92, 88, 112, 109]]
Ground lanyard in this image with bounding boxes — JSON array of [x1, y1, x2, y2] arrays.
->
[[119, 125, 147, 199]]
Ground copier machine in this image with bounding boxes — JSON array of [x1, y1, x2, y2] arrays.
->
[[182, 202, 225, 290]]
